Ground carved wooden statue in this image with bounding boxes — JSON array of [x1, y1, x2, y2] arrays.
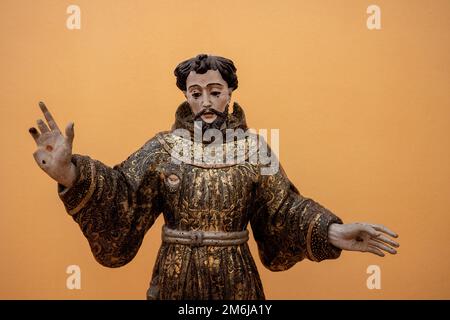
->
[[29, 54, 399, 299]]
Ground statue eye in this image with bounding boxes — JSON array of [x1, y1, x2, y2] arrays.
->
[[192, 92, 201, 98], [211, 91, 221, 97]]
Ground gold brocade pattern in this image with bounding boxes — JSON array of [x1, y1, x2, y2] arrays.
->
[[58, 102, 343, 300]]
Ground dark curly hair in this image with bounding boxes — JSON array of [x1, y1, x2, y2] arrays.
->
[[174, 54, 238, 91]]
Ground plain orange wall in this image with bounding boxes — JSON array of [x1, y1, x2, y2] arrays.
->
[[1, 0, 449, 299]]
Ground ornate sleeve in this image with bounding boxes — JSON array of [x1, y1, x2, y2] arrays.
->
[[251, 162, 343, 271], [57, 137, 163, 268]]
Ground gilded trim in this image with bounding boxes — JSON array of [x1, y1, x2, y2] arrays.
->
[[68, 160, 96, 216], [306, 213, 321, 262], [156, 132, 259, 168]]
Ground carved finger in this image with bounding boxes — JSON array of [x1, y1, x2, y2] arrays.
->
[[360, 224, 380, 238], [65, 122, 75, 147], [37, 119, 50, 134], [29, 127, 40, 144], [374, 234, 400, 248], [367, 245, 385, 257], [369, 224, 398, 238], [39, 101, 61, 132], [369, 239, 397, 254]]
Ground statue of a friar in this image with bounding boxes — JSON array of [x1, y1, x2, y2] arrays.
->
[[29, 54, 399, 299]]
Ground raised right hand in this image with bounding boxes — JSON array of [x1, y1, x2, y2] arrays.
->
[[29, 101, 77, 188]]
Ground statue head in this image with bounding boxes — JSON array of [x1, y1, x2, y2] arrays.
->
[[174, 54, 238, 127]]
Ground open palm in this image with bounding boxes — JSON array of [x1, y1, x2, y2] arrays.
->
[[328, 223, 399, 257], [29, 101, 75, 187]]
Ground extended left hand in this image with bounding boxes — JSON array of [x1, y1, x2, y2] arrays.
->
[[328, 223, 399, 257]]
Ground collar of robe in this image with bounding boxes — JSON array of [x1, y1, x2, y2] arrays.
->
[[158, 101, 258, 168]]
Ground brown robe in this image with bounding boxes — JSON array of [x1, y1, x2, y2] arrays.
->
[[58, 101, 343, 299]]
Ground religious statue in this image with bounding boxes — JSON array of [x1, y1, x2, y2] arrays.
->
[[29, 54, 399, 299]]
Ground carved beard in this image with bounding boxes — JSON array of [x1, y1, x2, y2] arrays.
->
[[193, 104, 229, 133]]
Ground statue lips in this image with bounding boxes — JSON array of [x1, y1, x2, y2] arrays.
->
[[202, 112, 216, 121], [194, 108, 223, 120]]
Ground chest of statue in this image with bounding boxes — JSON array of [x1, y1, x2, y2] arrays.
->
[[156, 160, 259, 231]]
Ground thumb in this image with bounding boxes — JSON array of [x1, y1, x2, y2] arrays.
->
[[362, 224, 380, 238], [65, 122, 75, 147]]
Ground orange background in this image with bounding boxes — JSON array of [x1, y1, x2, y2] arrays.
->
[[1, 0, 449, 299]]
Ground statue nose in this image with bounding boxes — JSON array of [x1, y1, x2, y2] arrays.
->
[[201, 94, 212, 108]]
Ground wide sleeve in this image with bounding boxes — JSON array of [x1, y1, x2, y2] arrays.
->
[[57, 137, 163, 268], [251, 162, 343, 272]]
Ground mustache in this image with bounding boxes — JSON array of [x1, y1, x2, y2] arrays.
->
[[193, 107, 227, 120]]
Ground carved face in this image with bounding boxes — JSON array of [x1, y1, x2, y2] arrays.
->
[[184, 69, 232, 124]]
